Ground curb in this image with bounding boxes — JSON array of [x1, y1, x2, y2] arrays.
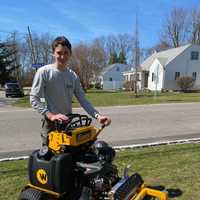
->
[[113, 137, 200, 150], [0, 137, 200, 162]]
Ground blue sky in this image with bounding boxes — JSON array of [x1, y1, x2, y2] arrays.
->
[[0, 0, 200, 48]]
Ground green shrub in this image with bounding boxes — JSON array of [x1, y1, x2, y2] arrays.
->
[[123, 80, 135, 91], [176, 76, 194, 92]]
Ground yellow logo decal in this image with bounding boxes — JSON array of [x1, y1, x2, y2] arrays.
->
[[36, 169, 48, 184]]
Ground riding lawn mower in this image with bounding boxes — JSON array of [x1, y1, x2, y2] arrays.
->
[[18, 114, 168, 200]]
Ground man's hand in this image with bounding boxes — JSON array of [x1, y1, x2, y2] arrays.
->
[[46, 112, 69, 122], [96, 115, 111, 126]]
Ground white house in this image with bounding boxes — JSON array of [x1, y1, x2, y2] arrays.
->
[[100, 63, 132, 90], [124, 44, 200, 91], [123, 68, 143, 90]]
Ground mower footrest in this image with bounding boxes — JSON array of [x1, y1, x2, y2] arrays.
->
[[108, 173, 144, 200], [132, 187, 168, 200]]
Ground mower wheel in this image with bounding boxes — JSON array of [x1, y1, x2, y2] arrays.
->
[[18, 188, 46, 200]]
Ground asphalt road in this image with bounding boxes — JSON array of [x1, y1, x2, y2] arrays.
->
[[1, 100, 200, 158]]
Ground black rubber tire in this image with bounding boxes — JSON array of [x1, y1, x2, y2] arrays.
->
[[18, 188, 45, 200]]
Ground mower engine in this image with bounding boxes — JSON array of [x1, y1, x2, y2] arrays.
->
[[76, 140, 144, 200], [75, 141, 119, 199]]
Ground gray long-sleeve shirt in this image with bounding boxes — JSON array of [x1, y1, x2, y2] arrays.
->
[[30, 64, 99, 118]]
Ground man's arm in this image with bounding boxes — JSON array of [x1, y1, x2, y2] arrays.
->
[[30, 69, 48, 115], [74, 76, 111, 126]]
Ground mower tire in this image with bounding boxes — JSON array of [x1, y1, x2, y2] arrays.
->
[[18, 188, 46, 200]]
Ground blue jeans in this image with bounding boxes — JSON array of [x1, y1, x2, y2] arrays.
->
[[41, 118, 56, 146]]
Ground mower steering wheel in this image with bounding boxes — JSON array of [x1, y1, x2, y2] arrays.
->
[[54, 114, 92, 132]]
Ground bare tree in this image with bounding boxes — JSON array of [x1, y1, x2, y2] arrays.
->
[[70, 42, 106, 91], [21, 32, 53, 70], [133, 15, 140, 97], [6, 32, 21, 81], [90, 40, 107, 75], [18, 32, 54, 86], [145, 41, 172, 58], [94, 34, 133, 64], [161, 7, 189, 47], [92, 37, 108, 61], [106, 35, 118, 54], [21, 34, 33, 68], [190, 8, 200, 45], [117, 34, 132, 57], [31, 32, 53, 65]]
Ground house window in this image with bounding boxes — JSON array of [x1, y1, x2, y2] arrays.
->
[[175, 72, 180, 80], [136, 73, 140, 81], [191, 51, 199, 60], [192, 72, 197, 80], [109, 77, 112, 81], [152, 72, 154, 82]]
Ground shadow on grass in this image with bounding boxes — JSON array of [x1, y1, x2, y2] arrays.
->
[[119, 144, 200, 159], [129, 94, 165, 98], [167, 99, 184, 102], [87, 90, 117, 94], [129, 95, 155, 99], [0, 168, 27, 175], [167, 188, 183, 198]]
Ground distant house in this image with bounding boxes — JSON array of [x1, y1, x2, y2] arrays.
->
[[100, 63, 132, 90], [123, 67, 143, 90], [123, 44, 200, 91]]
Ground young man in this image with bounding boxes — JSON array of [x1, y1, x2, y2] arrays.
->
[[30, 36, 111, 145]]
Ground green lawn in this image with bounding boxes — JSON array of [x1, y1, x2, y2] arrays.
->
[[1, 143, 200, 200], [14, 90, 200, 107]]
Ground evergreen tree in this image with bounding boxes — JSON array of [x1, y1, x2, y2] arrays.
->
[[118, 51, 126, 64], [0, 42, 19, 86], [108, 52, 119, 64]]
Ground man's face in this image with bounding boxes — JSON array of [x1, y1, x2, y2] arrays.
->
[[53, 44, 71, 66]]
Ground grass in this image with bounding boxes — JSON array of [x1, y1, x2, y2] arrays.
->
[[0, 143, 200, 200], [0, 160, 27, 200], [114, 143, 200, 200], [14, 90, 200, 107]]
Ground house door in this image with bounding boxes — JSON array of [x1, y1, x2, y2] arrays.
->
[[144, 72, 149, 88]]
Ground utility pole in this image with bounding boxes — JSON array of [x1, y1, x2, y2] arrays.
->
[[27, 26, 36, 65], [154, 65, 159, 98], [133, 13, 140, 97]]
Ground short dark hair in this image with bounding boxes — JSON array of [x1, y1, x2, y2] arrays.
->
[[52, 36, 72, 54]]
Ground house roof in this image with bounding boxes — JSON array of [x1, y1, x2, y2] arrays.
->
[[156, 57, 168, 66], [101, 63, 132, 75], [141, 44, 191, 70]]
